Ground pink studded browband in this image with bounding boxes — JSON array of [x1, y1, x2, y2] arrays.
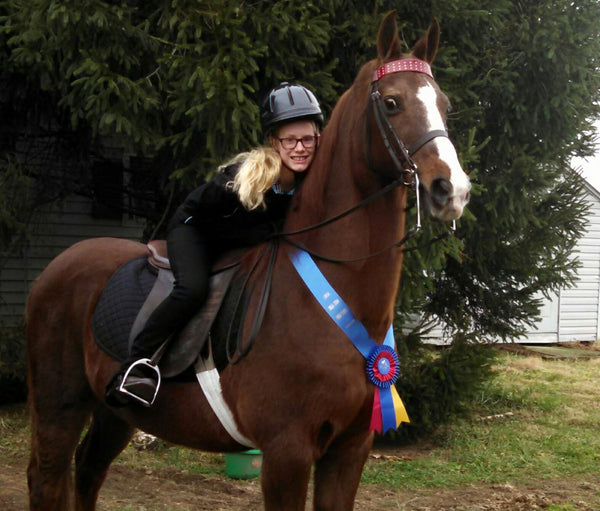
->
[[372, 59, 432, 82]]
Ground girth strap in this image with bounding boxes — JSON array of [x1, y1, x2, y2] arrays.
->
[[195, 343, 256, 448]]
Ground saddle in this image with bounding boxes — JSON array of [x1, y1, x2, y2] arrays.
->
[[92, 240, 242, 378]]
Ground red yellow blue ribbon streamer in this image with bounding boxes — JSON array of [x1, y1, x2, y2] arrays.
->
[[290, 249, 410, 434], [370, 383, 410, 434]]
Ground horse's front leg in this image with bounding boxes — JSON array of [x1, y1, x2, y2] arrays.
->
[[260, 434, 314, 511], [313, 429, 374, 511]]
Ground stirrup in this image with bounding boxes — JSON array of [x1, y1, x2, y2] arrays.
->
[[119, 358, 161, 407]]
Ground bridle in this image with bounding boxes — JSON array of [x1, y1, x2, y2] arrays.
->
[[368, 58, 450, 233], [279, 58, 455, 263]]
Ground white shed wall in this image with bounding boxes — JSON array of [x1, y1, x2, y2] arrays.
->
[[557, 186, 600, 342], [423, 181, 600, 345]]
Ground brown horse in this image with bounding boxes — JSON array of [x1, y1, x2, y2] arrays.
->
[[26, 12, 470, 511]]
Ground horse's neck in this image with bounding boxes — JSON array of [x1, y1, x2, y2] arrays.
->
[[286, 140, 407, 338]]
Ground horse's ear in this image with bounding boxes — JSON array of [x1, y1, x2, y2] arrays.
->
[[377, 11, 403, 61], [412, 17, 440, 63]]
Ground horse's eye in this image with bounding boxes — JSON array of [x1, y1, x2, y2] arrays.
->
[[383, 96, 402, 114]]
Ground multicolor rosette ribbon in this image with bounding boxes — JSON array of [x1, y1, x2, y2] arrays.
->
[[366, 344, 408, 433], [290, 249, 410, 434]]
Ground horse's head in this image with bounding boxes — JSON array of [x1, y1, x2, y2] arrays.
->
[[366, 12, 470, 222]]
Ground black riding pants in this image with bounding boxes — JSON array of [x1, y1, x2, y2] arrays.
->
[[128, 222, 212, 362]]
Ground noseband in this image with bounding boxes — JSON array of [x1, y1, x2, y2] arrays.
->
[[369, 58, 450, 230]]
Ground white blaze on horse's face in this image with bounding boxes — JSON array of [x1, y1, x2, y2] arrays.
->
[[415, 83, 471, 221]]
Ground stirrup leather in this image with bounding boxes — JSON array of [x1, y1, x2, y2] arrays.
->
[[119, 358, 161, 407]]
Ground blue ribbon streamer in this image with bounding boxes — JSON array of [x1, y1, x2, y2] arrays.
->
[[379, 388, 396, 432], [290, 248, 400, 433], [289, 248, 374, 357]]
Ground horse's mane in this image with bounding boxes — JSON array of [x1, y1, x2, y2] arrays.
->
[[290, 47, 415, 221], [291, 61, 379, 220]]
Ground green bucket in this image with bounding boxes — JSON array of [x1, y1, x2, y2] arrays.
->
[[225, 449, 262, 479]]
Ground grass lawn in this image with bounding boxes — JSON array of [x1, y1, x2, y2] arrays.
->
[[364, 351, 600, 491]]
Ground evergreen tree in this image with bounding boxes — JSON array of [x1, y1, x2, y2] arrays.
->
[[392, 0, 599, 437], [0, 0, 341, 222], [414, 0, 599, 340]]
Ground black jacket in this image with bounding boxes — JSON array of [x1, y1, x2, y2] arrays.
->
[[170, 164, 292, 251]]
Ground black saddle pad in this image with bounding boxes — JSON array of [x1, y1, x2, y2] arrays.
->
[[92, 251, 241, 375], [92, 257, 156, 361]]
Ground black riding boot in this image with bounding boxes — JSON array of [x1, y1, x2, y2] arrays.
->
[[105, 359, 160, 407]]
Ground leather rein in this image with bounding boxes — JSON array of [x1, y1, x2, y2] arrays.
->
[[280, 58, 454, 263]]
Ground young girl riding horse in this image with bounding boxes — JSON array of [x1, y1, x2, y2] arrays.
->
[[105, 82, 324, 407]]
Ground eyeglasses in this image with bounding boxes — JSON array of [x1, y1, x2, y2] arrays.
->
[[277, 135, 318, 150]]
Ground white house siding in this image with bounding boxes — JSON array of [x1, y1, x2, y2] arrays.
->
[[0, 194, 145, 327], [558, 184, 600, 342], [423, 181, 600, 345]]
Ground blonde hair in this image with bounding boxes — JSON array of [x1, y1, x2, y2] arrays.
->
[[222, 146, 282, 210], [223, 120, 320, 210]]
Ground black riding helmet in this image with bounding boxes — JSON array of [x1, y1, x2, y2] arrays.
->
[[260, 82, 324, 135]]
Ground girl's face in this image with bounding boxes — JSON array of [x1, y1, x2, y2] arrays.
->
[[272, 120, 319, 174]]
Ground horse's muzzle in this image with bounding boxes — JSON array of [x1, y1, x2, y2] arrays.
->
[[425, 177, 471, 222]]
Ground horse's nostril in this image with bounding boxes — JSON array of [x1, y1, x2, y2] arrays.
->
[[430, 178, 452, 205]]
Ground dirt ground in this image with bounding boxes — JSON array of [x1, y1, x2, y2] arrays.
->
[[3, 445, 599, 511]]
